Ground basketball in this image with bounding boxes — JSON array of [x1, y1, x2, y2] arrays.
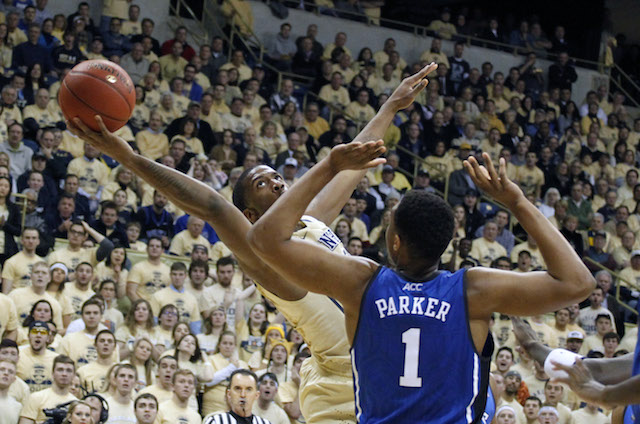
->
[[58, 59, 136, 132]]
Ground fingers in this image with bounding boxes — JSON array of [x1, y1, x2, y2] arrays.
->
[[407, 62, 437, 85], [94, 115, 111, 135], [482, 153, 501, 191], [72, 117, 92, 134]]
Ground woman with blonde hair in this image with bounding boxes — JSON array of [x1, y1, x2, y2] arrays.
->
[[102, 167, 140, 209], [115, 299, 159, 359], [63, 400, 93, 424], [539, 187, 561, 218], [125, 337, 155, 391], [197, 306, 229, 355]]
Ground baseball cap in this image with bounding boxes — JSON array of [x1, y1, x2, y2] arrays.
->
[[265, 324, 285, 339], [192, 244, 208, 253], [382, 164, 394, 173], [284, 157, 298, 167], [566, 331, 584, 340], [594, 231, 607, 238], [188, 101, 201, 109], [32, 152, 47, 161], [459, 143, 472, 150], [417, 169, 430, 177], [465, 188, 479, 197], [631, 250, 640, 258], [504, 370, 521, 379], [29, 320, 50, 332]]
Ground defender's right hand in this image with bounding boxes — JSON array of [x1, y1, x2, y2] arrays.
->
[[67, 116, 135, 164]]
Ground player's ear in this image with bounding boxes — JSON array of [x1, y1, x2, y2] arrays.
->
[[243, 208, 259, 224], [392, 233, 401, 253]]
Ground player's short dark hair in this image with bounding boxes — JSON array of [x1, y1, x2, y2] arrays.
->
[[394, 191, 454, 263], [232, 167, 254, 211]]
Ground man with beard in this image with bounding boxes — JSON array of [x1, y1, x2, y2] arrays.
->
[[501, 370, 527, 423]]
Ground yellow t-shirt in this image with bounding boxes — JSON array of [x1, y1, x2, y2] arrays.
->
[[135, 130, 169, 160], [219, 62, 252, 83], [130, 103, 150, 130], [510, 242, 547, 270], [150, 286, 201, 323], [318, 85, 350, 109], [571, 408, 609, 424], [169, 230, 211, 257], [101, 181, 138, 209], [103, 395, 136, 424], [128, 260, 171, 301], [469, 237, 507, 267], [63, 283, 95, 320], [120, 20, 142, 36], [618, 266, 640, 290], [0, 292, 18, 337], [202, 353, 249, 416], [23, 102, 64, 128], [303, 117, 330, 140], [58, 330, 104, 367], [1, 251, 42, 290], [138, 384, 173, 405], [17, 346, 58, 392], [158, 54, 187, 81], [0, 104, 22, 124], [200, 110, 223, 132], [77, 360, 112, 393], [67, 157, 111, 197], [252, 401, 290, 424], [60, 131, 85, 158], [345, 102, 376, 126], [156, 398, 201, 424], [47, 246, 98, 270], [8, 288, 63, 330], [20, 387, 77, 423], [515, 165, 545, 196], [528, 320, 558, 347], [102, 0, 129, 18]]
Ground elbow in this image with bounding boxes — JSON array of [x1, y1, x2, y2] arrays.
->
[[573, 270, 597, 300], [246, 225, 269, 256]]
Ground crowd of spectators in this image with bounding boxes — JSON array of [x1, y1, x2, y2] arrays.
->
[[0, 0, 635, 424]]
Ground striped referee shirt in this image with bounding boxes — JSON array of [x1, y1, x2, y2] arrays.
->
[[202, 411, 272, 424]]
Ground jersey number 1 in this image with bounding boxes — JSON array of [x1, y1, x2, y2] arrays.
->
[[399, 328, 422, 387]]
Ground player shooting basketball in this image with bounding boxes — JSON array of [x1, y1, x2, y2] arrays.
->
[[246, 143, 596, 422]]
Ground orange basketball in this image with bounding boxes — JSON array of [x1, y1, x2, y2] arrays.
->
[[58, 59, 136, 132]]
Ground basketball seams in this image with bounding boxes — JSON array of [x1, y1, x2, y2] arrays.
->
[[61, 78, 125, 123], [68, 69, 134, 116]]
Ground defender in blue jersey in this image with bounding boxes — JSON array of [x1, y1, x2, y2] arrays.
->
[[248, 146, 596, 423]]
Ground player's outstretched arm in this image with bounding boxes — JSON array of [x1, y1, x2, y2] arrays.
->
[[511, 317, 633, 385], [67, 117, 284, 288], [463, 154, 595, 317], [306, 63, 437, 223], [553, 358, 640, 409], [248, 142, 385, 308]]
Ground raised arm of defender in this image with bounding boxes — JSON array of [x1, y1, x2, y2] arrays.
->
[[463, 155, 595, 318]]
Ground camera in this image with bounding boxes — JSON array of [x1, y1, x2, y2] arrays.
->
[[43, 401, 74, 424]]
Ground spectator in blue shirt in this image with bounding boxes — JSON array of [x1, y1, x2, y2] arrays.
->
[[12, 23, 53, 73], [102, 17, 131, 58]]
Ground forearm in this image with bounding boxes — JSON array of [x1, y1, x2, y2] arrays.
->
[[521, 339, 553, 365], [306, 104, 396, 222], [95, 238, 114, 262], [252, 160, 336, 247], [123, 153, 227, 223], [86, 225, 105, 243], [601, 375, 640, 406], [584, 354, 634, 385]]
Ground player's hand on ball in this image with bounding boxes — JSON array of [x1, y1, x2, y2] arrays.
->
[[328, 140, 386, 174], [67, 115, 134, 162], [463, 153, 524, 209], [387, 62, 438, 111]]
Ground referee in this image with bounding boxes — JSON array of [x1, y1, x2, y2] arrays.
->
[[202, 369, 272, 424]]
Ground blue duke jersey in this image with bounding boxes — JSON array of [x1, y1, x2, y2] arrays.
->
[[351, 267, 494, 423], [624, 300, 640, 423]]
